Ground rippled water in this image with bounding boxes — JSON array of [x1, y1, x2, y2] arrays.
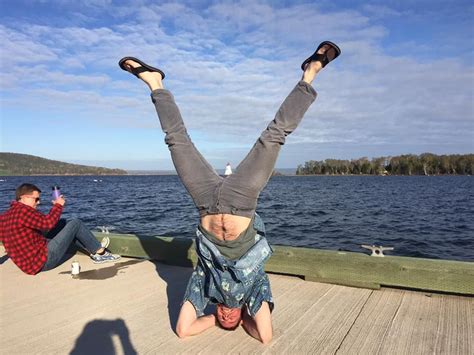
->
[[1, 175, 472, 261]]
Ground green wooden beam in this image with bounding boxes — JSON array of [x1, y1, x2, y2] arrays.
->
[[93, 232, 474, 295]]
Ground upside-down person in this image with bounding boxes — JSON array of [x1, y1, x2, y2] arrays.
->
[[119, 41, 341, 343]]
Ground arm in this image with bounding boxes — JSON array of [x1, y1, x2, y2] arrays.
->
[[0, 213, 5, 242], [19, 204, 63, 232], [241, 302, 273, 344], [176, 301, 216, 338]]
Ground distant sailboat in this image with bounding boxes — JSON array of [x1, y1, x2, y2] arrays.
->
[[224, 162, 232, 176]]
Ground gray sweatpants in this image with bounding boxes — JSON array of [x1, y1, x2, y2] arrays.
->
[[151, 80, 317, 218]]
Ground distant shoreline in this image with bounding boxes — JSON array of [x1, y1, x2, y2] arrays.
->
[[0, 174, 127, 177], [1, 173, 471, 178], [292, 174, 471, 176], [0, 153, 127, 176], [297, 153, 474, 176]]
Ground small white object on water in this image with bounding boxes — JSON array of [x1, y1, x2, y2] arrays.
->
[[224, 163, 232, 176], [71, 261, 81, 278], [361, 245, 394, 257]]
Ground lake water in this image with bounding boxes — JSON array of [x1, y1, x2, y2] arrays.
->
[[1, 175, 472, 262]]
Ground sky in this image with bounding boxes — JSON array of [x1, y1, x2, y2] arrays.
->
[[1, 0, 473, 170]]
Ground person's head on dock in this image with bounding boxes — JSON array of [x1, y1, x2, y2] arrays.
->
[[216, 304, 242, 330]]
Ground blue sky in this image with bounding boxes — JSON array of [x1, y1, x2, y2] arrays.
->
[[1, 0, 473, 170]]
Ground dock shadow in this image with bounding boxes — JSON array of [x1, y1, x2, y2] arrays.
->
[[70, 318, 137, 355], [58, 260, 144, 280], [138, 235, 194, 332]]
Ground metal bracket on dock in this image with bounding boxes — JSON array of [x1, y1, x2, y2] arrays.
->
[[361, 245, 394, 257], [96, 226, 115, 234]]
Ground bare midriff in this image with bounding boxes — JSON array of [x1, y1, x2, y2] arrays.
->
[[200, 214, 252, 241]]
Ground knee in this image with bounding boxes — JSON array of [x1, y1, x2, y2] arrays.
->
[[260, 129, 286, 145], [164, 128, 188, 146], [67, 219, 82, 227]]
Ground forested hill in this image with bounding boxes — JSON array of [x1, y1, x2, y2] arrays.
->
[[0, 153, 127, 176], [297, 153, 474, 176]]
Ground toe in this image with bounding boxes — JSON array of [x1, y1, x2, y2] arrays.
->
[[325, 47, 337, 61], [317, 44, 331, 55], [124, 59, 140, 70]]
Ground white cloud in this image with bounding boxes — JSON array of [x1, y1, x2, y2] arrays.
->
[[362, 4, 403, 19], [0, 25, 58, 64]]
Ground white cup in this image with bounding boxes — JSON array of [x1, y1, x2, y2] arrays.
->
[[71, 261, 81, 278]]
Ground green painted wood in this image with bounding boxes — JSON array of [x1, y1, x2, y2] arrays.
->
[[266, 247, 474, 295], [303, 275, 381, 290], [94, 232, 474, 295], [94, 233, 198, 267]]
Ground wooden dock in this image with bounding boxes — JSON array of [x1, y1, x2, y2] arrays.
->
[[1, 246, 472, 354]]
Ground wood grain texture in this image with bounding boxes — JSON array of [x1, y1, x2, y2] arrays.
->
[[1, 246, 472, 354]]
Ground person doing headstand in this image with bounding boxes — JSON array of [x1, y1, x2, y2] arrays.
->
[[119, 41, 341, 344]]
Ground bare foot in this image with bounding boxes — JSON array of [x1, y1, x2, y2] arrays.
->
[[123, 60, 164, 91], [302, 44, 330, 84]]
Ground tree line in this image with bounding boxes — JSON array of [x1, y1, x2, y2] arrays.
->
[[0, 153, 127, 176], [296, 153, 474, 176]]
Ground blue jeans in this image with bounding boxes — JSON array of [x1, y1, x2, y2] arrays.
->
[[41, 219, 101, 271]]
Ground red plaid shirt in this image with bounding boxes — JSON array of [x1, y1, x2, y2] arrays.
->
[[0, 201, 63, 275]]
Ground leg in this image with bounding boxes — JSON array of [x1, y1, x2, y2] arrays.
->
[[242, 302, 273, 344], [45, 219, 90, 254], [175, 301, 216, 338], [219, 80, 317, 216], [122, 59, 221, 214], [151, 89, 222, 212], [42, 219, 102, 271], [216, 51, 327, 217]]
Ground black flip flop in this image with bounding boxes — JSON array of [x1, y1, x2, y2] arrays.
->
[[118, 56, 166, 79], [301, 41, 341, 71]]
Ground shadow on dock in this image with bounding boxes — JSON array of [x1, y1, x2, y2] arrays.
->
[[138, 235, 195, 332], [70, 318, 137, 355], [58, 259, 145, 280]]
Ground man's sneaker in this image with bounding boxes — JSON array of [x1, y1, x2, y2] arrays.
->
[[91, 251, 121, 264], [100, 236, 110, 249]]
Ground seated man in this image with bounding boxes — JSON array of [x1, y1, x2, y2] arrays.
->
[[0, 183, 120, 275], [119, 41, 340, 343]]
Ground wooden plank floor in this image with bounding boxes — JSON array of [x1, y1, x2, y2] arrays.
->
[[1, 246, 472, 354]]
